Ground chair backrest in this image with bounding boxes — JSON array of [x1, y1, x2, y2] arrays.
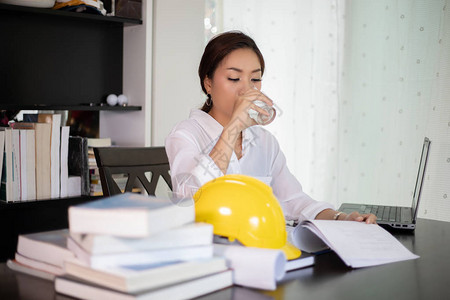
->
[[93, 146, 172, 197]]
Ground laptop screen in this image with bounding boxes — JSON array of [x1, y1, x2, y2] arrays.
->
[[411, 137, 431, 221]]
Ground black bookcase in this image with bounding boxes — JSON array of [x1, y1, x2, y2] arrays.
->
[[0, 4, 142, 261]]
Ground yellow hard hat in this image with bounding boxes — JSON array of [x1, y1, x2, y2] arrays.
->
[[194, 174, 301, 260]]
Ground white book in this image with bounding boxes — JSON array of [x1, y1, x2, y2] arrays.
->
[[55, 270, 233, 300], [7, 259, 56, 281], [67, 237, 213, 269], [3, 129, 13, 202], [68, 175, 81, 197], [290, 220, 420, 268], [70, 222, 212, 255], [68, 193, 195, 238], [63, 257, 227, 293], [15, 252, 64, 276], [18, 130, 35, 201], [19, 130, 27, 201], [60, 126, 70, 198], [38, 114, 61, 199], [16, 229, 76, 268], [11, 129, 21, 201], [0, 131, 4, 186], [25, 129, 36, 201], [285, 252, 315, 271]]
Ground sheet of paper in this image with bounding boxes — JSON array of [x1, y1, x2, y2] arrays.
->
[[213, 244, 285, 290], [292, 220, 419, 268]]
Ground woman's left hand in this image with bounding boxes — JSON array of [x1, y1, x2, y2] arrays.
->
[[342, 211, 377, 224]]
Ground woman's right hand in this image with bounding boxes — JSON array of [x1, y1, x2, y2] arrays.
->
[[226, 86, 274, 132]]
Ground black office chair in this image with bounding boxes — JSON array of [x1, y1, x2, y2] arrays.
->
[[93, 146, 173, 196]]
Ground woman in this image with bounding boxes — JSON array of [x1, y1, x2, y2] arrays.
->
[[165, 31, 376, 224]]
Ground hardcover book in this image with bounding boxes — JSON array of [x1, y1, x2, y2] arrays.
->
[[68, 136, 89, 196], [68, 193, 195, 237], [55, 270, 233, 300], [63, 257, 227, 293]]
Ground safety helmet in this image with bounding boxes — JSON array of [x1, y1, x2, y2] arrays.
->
[[194, 174, 301, 260]]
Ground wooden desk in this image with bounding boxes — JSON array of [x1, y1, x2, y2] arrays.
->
[[1, 218, 449, 300]]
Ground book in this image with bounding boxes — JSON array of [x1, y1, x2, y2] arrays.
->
[[60, 126, 70, 198], [1, 128, 21, 202], [285, 252, 315, 272], [15, 253, 64, 277], [25, 129, 36, 201], [68, 136, 89, 196], [0, 130, 4, 192], [63, 257, 228, 293], [1, 129, 13, 201], [67, 237, 213, 268], [87, 137, 112, 148], [18, 129, 36, 201], [68, 176, 82, 197], [7, 259, 56, 281], [16, 229, 76, 268], [70, 222, 213, 255], [290, 220, 420, 268], [13, 122, 52, 200], [38, 114, 61, 199], [68, 193, 195, 237], [55, 270, 233, 300]]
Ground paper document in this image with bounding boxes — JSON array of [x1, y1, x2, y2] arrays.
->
[[213, 244, 285, 290], [290, 220, 419, 268]]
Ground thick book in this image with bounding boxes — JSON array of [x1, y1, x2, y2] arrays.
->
[[18, 129, 36, 201], [285, 252, 315, 272], [68, 193, 195, 237], [0, 131, 4, 194], [60, 126, 70, 198], [70, 222, 213, 255], [55, 270, 233, 300], [16, 229, 76, 268], [38, 114, 61, 199], [290, 220, 419, 268], [1, 129, 20, 202], [7, 259, 56, 281], [15, 253, 64, 277], [67, 237, 213, 268], [63, 257, 228, 293], [68, 136, 89, 196]]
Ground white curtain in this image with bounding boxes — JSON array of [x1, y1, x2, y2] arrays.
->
[[219, 0, 450, 221], [221, 0, 345, 208], [339, 0, 450, 222]]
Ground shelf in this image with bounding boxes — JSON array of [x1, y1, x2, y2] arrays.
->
[[0, 104, 142, 111], [0, 195, 101, 261], [0, 3, 142, 24], [0, 195, 101, 209]]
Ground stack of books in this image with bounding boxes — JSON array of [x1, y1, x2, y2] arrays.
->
[[9, 193, 232, 299], [0, 112, 91, 202]]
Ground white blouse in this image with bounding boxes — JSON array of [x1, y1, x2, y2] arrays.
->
[[165, 109, 334, 223]]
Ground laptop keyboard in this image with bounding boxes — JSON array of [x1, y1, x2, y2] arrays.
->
[[359, 205, 411, 223]]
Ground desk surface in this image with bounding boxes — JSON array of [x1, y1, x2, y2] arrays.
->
[[1, 218, 449, 300]]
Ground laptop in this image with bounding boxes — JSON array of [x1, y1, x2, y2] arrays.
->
[[338, 137, 431, 230]]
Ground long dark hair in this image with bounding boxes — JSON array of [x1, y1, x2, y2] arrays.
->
[[198, 31, 265, 113]]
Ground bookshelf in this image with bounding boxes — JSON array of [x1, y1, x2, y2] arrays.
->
[[0, 3, 144, 261]]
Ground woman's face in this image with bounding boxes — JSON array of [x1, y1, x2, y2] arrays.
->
[[204, 48, 262, 120]]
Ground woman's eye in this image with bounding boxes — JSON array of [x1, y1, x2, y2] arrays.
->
[[228, 78, 240, 82], [252, 78, 262, 82]]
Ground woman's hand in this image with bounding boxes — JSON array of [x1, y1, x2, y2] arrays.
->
[[340, 211, 377, 224], [227, 87, 274, 131], [316, 209, 377, 224]]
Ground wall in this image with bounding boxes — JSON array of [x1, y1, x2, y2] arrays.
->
[[99, 0, 153, 147], [151, 0, 205, 146]]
